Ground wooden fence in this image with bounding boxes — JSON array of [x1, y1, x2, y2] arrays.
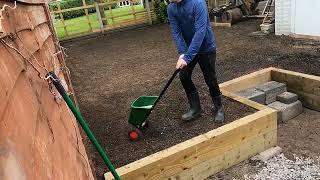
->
[[207, 0, 230, 9], [49, 0, 156, 40]]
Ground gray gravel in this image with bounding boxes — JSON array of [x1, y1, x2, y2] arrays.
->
[[244, 154, 320, 180]]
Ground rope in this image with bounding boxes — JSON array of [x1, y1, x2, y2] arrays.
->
[[1, 39, 46, 79], [1, 1, 47, 76], [50, 44, 72, 83], [16, 35, 49, 73], [1, 1, 52, 78], [1, 39, 64, 106], [0, 1, 17, 16], [52, 52, 59, 73], [57, 44, 71, 75], [59, 43, 68, 57], [0, 2, 17, 37], [1, 19, 68, 100]]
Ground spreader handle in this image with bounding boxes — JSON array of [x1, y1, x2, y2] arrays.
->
[[153, 69, 180, 107]]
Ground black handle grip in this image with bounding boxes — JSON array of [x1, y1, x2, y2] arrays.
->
[[47, 72, 67, 96]]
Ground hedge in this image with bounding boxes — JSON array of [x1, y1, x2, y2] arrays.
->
[[154, 0, 168, 23]]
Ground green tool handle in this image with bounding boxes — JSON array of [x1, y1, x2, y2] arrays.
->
[[48, 72, 120, 180]]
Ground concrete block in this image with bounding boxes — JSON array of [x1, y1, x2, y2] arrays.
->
[[236, 88, 266, 104], [260, 23, 275, 34], [256, 81, 287, 104], [277, 92, 298, 104], [268, 101, 303, 123], [251, 146, 282, 162]]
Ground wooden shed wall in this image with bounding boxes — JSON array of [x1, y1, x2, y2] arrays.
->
[[0, 1, 94, 179]]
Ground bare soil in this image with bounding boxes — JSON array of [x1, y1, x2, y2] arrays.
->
[[63, 19, 320, 179]]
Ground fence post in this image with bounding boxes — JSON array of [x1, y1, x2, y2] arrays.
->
[[82, 0, 93, 32], [95, 2, 105, 33], [145, 0, 152, 24], [96, 0, 107, 26], [130, 0, 137, 23], [57, 3, 69, 37], [108, 4, 115, 28]]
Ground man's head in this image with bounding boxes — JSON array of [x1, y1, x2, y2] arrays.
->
[[169, 0, 182, 3]]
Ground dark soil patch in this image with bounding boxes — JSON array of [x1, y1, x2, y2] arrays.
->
[[63, 19, 320, 179], [109, 96, 255, 168]]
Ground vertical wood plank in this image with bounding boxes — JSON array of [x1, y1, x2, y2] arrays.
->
[[108, 4, 115, 28], [43, 4, 79, 107], [145, 0, 152, 24], [57, 3, 68, 37], [82, 0, 93, 32], [95, 2, 105, 32], [130, 0, 137, 23], [97, 0, 108, 26]]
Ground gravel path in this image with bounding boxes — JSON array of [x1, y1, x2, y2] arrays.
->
[[245, 154, 320, 180], [209, 109, 320, 180]]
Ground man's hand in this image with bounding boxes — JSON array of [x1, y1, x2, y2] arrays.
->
[[176, 54, 187, 69]]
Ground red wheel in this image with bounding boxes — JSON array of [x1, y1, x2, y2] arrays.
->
[[129, 129, 140, 141]]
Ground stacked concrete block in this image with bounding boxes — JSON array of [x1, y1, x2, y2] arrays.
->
[[277, 92, 299, 104], [236, 88, 266, 104], [268, 100, 303, 123], [236, 81, 303, 123], [256, 81, 287, 104]]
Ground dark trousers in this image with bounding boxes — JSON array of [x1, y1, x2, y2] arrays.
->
[[179, 51, 221, 98]]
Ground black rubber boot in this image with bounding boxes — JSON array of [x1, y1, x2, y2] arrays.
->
[[182, 92, 202, 121], [212, 95, 225, 123]]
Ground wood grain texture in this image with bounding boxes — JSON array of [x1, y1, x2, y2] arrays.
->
[[219, 67, 273, 93], [105, 109, 277, 180], [272, 69, 320, 111], [0, 1, 93, 179]]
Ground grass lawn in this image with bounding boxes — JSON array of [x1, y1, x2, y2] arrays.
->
[[53, 4, 145, 39]]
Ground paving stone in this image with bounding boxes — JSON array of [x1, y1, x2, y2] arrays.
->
[[236, 88, 266, 104], [251, 146, 283, 162], [268, 101, 303, 123], [256, 81, 287, 104], [277, 92, 299, 104]]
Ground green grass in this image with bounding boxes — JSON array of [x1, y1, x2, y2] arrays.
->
[[54, 5, 145, 39]]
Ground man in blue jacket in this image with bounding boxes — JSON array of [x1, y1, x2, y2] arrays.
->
[[167, 0, 224, 122]]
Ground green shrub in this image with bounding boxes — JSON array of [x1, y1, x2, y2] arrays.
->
[[50, 0, 96, 20], [154, 0, 168, 23]]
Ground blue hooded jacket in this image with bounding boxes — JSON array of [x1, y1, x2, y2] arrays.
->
[[167, 0, 216, 64]]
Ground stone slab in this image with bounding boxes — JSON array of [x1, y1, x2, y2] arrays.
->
[[260, 23, 275, 34], [268, 100, 303, 123], [236, 88, 266, 104], [256, 81, 287, 104], [277, 92, 299, 104], [250, 146, 283, 162]]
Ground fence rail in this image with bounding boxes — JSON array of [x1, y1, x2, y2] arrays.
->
[[49, 0, 156, 40]]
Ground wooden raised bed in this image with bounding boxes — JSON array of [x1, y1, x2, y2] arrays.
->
[[220, 67, 320, 111], [104, 66, 320, 180]]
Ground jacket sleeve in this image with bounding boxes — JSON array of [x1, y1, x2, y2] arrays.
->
[[183, 0, 208, 63], [167, 5, 188, 55]]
